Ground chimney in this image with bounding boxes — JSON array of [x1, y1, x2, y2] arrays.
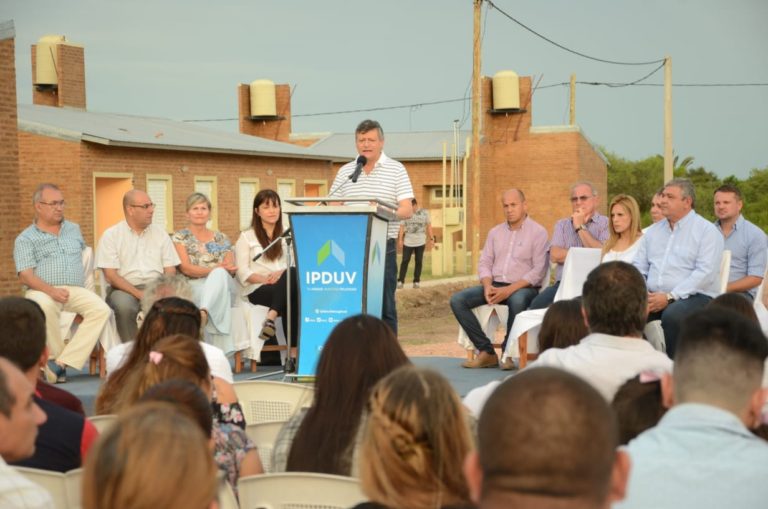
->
[[238, 80, 291, 142], [32, 35, 86, 109]]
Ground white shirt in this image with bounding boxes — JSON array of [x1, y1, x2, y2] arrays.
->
[[96, 221, 180, 286], [106, 340, 234, 383], [234, 229, 289, 297], [0, 457, 55, 509], [531, 332, 673, 401], [601, 238, 641, 264]]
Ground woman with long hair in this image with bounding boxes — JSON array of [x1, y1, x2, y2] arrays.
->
[[538, 297, 589, 353], [235, 189, 298, 346], [601, 194, 643, 263], [273, 314, 410, 475], [173, 192, 238, 352], [354, 366, 474, 509]]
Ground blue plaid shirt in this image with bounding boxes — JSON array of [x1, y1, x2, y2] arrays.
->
[[14, 220, 85, 287]]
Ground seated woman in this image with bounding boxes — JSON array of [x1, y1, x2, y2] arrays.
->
[[354, 366, 475, 509], [82, 402, 219, 509], [235, 189, 298, 346], [601, 194, 643, 263], [173, 192, 238, 353], [272, 314, 410, 475], [538, 297, 589, 353]]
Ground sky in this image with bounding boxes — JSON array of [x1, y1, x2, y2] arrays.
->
[[5, 0, 768, 178]]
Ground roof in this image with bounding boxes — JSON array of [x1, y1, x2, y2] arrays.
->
[[305, 130, 470, 162], [16, 104, 336, 160]]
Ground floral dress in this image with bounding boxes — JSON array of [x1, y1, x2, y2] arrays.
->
[[171, 229, 232, 269], [211, 385, 256, 498]]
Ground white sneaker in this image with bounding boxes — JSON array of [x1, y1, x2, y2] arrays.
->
[[397, 282, 404, 289], [413, 282, 420, 289]]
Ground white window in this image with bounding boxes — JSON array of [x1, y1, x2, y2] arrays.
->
[[146, 175, 173, 232], [277, 179, 296, 203], [239, 178, 260, 231], [194, 177, 218, 230]]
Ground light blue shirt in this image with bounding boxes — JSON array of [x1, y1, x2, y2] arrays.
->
[[633, 210, 723, 299], [715, 215, 767, 298], [616, 403, 768, 509]]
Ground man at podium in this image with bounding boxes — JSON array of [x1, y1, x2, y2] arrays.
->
[[330, 119, 414, 334]]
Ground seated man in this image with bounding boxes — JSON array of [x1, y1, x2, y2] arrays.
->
[[450, 189, 548, 369], [617, 308, 768, 508], [0, 357, 53, 508], [634, 178, 723, 358], [464, 367, 629, 509], [529, 181, 609, 309], [0, 297, 98, 472], [14, 183, 111, 382], [97, 189, 180, 343]]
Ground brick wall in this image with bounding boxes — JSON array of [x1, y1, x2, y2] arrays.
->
[[0, 28, 21, 296], [31, 42, 86, 109]]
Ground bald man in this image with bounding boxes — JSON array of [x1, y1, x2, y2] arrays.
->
[[450, 189, 549, 369], [96, 190, 180, 342], [464, 367, 629, 509]]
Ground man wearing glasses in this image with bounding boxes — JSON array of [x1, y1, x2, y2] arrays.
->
[[97, 189, 180, 343], [529, 181, 609, 309], [13, 183, 111, 383]]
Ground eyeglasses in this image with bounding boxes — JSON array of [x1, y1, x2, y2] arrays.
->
[[129, 203, 155, 210], [38, 200, 66, 208], [570, 195, 592, 203]]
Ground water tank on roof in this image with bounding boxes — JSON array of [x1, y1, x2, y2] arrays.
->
[[35, 34, 67, 86], [492, 70, 520, 110], [249, 79, 277, 118]]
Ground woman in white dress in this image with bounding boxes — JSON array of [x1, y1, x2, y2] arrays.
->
[[601, 194, 643, 263]]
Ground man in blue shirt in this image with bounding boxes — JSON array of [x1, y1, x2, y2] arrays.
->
[[713, 184, 767, 300], [633, 178, 723, 358], [617, 308, 768, 509]]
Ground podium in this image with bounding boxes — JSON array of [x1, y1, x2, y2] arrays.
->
[[284, 197, 398, 377]]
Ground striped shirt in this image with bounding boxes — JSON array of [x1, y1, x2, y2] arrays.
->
[[331, 152, 414, 238], [13, 220, 85, 286], [478, 217, 550, 286], [551, 213, 609, 281]]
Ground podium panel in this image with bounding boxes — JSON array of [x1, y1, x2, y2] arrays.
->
[[290, 211, 387, 376]]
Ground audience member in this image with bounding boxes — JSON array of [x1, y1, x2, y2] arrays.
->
[[617, 308, 768, 508], [235, 189, 298, 346], [537, 297, 588, 353], [14, 183, 110, 382], [647, 188, 664, 227], [633, 178, 723, 357], [529, 181, 609, 309], [0, 357, 53, 508], [139, 380, 213, 443], [173, 192, 238, 352], [464, 367, 629, 508], [708, 292, 759, 323], [397, 198, 434, 289], [531, 261, 672, 401], [82, 402, 218, 509], [601, 194, 642, 263], [713, 184, 767, 299], [137, 272, 194, 323], [611, 373, 667, 445], [0, 297, 98, 472], [451, 189, 548, 369], [274, 314, 410, 475], [97, 189, 180, 343], [354, 366, 474, 509]]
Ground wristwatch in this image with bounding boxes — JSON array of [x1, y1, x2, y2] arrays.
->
[[665, 293, 675, 304], [575, 224, 587, 233]]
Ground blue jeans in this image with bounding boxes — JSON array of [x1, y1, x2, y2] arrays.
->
[[648, 293, 711, 359], [528, 281, 559, 310], [450, 284, 539, 354], [383, 239, 398, 335]]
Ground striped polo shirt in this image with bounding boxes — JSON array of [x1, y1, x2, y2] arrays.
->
[[331, 152, 414, 239], [14, 220, 85, 286]]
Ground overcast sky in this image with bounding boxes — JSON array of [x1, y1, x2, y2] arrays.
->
[[5, 0, 767, 178]]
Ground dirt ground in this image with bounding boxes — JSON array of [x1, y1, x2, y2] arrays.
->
[[396, 279, 479, 358]]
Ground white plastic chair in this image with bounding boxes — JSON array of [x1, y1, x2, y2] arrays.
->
[[13, 466, 82, 509], [233, 380, 314, 424], [238, 472, 367, 509], [754, 272, 768, 336], [245, 420, 286, 473], [88, 414, 118, 434]]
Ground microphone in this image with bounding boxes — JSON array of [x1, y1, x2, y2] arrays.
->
[[349, 155, 367, 183], [252, 227, 292, 261]]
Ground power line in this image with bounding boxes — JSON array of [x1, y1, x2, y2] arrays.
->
[[485, 0, 665, 66]]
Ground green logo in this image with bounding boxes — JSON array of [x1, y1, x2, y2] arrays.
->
[[317, 240, 345, 266]]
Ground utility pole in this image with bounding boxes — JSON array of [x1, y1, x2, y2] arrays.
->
[[471, 0, 482, 269], [569, 73, 576, 125], [664, 56, 673, 183]]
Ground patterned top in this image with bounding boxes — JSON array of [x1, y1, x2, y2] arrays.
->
[[211, 385, 255, 498], [14, 220, 85, 287], [551, 213, 610, 281], [0, 457, 55, 509], [401, 208, 431, 247], [171, 229, 232, 269]]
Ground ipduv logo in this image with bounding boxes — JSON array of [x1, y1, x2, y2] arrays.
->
[[371, 241, 382, 265], [307, 239, 357, 286]]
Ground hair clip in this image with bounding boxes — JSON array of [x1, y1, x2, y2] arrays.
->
[[149, 351, 163, 365], [639, 370, 663, 383]]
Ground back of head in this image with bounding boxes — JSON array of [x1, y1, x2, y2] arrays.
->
[[139, 380, 213, 438], [140, 275, 194, 315], [611, 375, 666, 445], [287, 314, 410, 474], [360, 366, 472, 509], [674, 308, 768, 414], [582, 261, 647, 337], [708, 293, 759, 323], [82, 402, 217, 509], [0, 297, 47, 371], [538, 298, 588, 352], [478, 367, 619, 504]]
